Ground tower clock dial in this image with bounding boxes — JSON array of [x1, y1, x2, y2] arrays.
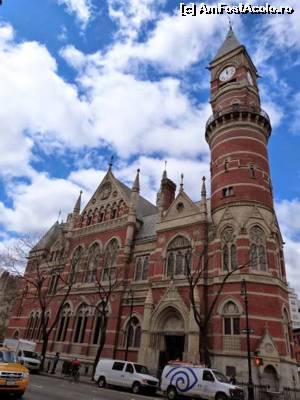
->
[[219, 66, 236, 82], [247, 71, 254, 86]]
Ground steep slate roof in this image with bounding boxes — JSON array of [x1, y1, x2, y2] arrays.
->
[[136, 213, 158, 242], [116, 179, 158, 218], [211, 27, 242, 63], [33, 221, 61, 251]]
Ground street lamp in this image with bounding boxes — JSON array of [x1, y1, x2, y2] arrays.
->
[[124, 288, 134, 361], [240, 279, 254, 400]]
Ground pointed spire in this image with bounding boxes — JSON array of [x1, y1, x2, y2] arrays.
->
[[73, 190, 82, 214], [132, 169, 140, 192], [162, 160, 168, 180], [211, 26, 242, 63], [180, 173, 184, 192], [201, 176, 207, 200], [108, 155, 114, 172]]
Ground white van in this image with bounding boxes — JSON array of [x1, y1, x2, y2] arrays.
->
[[94, 358, 159, 394], [161, 363, 244, 400], [3, 339, 41, 372]]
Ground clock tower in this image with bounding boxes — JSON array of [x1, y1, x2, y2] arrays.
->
[[205, 28, 297, 388]]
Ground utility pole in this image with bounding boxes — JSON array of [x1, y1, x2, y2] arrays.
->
[[241, 279, 254, 400], [124, 288, 133, 361]]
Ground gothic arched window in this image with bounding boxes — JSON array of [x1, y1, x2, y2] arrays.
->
[[56, 304, 71, 342], [85, 243, 101, 283], [250, 226, 267, 271], [102, 239, 119, 281], [124, 317, 141, 349], [222, 301, 241, 336], [222, 228, 237, 271], [69, 246, 83, 284], [166, 236, 191, 278], [73, 304, 89, 344], [135, 256, 149, 281], [25, 312, 34, 339]]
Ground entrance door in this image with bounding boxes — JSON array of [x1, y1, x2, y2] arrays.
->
[[158, 335, 185, 376], [165, 335, 184, 362]]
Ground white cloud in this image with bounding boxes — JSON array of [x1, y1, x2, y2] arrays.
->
[[57, 0, 92, 28], [275, 199, 300, 295]]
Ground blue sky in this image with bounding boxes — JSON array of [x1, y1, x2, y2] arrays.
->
[[0, 0, 300, 292]]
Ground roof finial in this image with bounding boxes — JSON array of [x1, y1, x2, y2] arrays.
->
[[180, 173, 184, 192], [73, 190, 82, 213], [201, 176, 207, 200], [162, 160, 168, 180], [132, 168, 140, 192], [57, 209, 62, 222], [108, 155, 114, 171], [227, 14, 233, 30]]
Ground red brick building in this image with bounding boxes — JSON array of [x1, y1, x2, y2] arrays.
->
[[7, 28, 299, 388]]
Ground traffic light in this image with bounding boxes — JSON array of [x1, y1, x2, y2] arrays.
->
[[255, 356, 263, 366]]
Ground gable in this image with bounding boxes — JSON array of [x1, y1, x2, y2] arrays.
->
[[163, 191, 202, 221]]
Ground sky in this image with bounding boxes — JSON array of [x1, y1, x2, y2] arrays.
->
[[0, 0, 300, 293]]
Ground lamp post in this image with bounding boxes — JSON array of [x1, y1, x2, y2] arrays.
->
[[124, 288, 133, 361], [241, 279, 254, 400]]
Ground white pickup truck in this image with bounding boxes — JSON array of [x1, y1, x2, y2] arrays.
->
[[3, 339, 41, 372]]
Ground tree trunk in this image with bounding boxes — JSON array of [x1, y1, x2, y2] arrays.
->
[[40, 333, 49, 372], [92, 318, 107, 380]]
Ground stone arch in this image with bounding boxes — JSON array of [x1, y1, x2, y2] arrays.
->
[[162, 233, 193, 259], [261, 364, 279, 391], [103, 236, 121, 252], [151, 305, 187, 334], [123, 312, 142, 329], [217, 297, 243, 315]]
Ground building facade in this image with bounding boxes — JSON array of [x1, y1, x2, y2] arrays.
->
[[288, 286, 300, 329], [0, 270, 19, 341], [7, 28, 299, 389]]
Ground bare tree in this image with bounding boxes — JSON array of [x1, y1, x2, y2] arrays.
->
[[89, 268, 120, 380], [186, 240, 250, 367], [0, 237, 79, 370]]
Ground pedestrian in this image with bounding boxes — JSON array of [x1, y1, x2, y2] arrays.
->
[[229, 375, 237, 384], [51, 352, 60, 374], [70, 358, 81, 383]]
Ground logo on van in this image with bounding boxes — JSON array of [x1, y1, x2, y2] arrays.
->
[[166, 367, 197, 392]]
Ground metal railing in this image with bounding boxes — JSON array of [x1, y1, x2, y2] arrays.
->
[[237, 383, 300, 400]]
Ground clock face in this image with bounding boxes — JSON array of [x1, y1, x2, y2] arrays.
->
[[247, 71, 254, 86], [219, 66, 236, 82]]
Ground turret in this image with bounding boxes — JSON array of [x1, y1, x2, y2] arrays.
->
[[206, 27, 273, 214], [157, 167, 176, 212], [124, 169, 140, 256]]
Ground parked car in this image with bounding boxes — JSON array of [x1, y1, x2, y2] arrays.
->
[[3, 338, 41, 372], [160, 362, 244, 400], [94, 358, 159, 394], [0, 345, 30, 398]]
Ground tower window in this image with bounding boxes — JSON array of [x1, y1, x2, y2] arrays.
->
[[249, 165, 255, 178], [224, 160, 229, 172], [223, 187, 234, 197]]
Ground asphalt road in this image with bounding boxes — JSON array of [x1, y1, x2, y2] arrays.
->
[[2, 374, 161, 400]]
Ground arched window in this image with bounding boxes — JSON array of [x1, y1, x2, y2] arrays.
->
[[166, 236, 191, 278], [283, 309, 290, 355], [85, 243, 101, 283], [56, 304, 71, 342], [135, 256, 149, 281], [92, 303, 109, 345], [102, 239, 119, 281], [48, 274, 59, 294], [98, 207, 104, 223], [73, 304, 89, 344], [25, 312, 34, 339], [69, 246, 83, 284], [124, 317, 141, 349], [222, 228, 237, 271], [222, 301, 240, 336], [250, 226, 267, 271], [111, 203, 118, 219], [87, 210, 93, 226]]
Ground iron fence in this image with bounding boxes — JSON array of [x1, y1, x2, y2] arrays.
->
[[237, 383, 300, 400]]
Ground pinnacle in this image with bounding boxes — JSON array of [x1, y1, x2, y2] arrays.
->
[[211, 26, 242, 63]]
